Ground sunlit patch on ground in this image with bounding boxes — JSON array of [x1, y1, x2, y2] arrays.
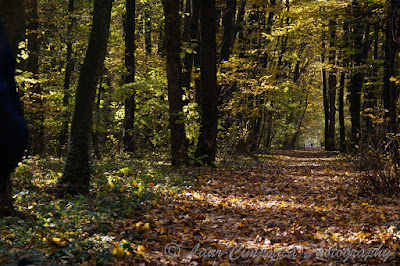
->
[[2, 151, 400, 265]]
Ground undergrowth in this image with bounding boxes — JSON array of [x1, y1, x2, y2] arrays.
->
[[1, 154, 199, 265]]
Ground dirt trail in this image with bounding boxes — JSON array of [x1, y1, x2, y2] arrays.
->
[[121, 151, 400, 265]]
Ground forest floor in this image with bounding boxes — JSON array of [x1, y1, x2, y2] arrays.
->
[[1, 151, 400, 265]]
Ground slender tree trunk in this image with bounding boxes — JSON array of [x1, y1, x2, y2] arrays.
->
[[220, 0, 236, 62], [123, 0, 136, 152], [326, 19, 337, 151], [0, 0, 25, 57], [364, 23, 379, 133], [163, 0, 188, 166], [338, 70, 346, 152], [157, 21, 165, 56], [265, 105, 274, 148], [339, 22, 349, 153], [349, 1, 371, 150], [321, 46, 329, 150], [235, 0, 247, 40], [92, 75, 103, 159], [195, 0, 217, 165], [143, 1, 151, 55], [58, 0, 76, 156], [290, 87, 310, 149], [383, 0, 400, 134], [191, 0, 201, 107], [182, 0, 198, 101], [59, 0, 113, 195], [26, 0, 44, 155]]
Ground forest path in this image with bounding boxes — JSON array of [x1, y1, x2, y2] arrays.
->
[[122, 151, 400, 265]]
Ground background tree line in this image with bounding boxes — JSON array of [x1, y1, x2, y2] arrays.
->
[[0, 0, 399, 194]]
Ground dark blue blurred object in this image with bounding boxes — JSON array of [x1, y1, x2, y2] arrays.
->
[[0, 18, 28, 176]]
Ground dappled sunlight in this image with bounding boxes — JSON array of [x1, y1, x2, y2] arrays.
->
[[126, 151, 399, 264]]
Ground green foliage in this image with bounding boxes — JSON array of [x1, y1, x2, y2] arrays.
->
[[1, 155, 198, 265]]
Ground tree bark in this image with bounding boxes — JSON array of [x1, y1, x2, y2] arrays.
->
[[338, 70, 346, 152], [0, 2, 25, 217], [326, 19, 337, 151], [321, 41, 329, 150], [182, 0, 199, 102], [195, 0, 217, 165], [143, 1, 151, 55], [59, 0, 113, 194], [220, 0, 236, 62], [349, 1, 371, 150], [163, 0, 188, 166], [123, 0, 136, 152], [26, 0, 44, 155], [58, 0, 76, 156], [363, 23, 379, 134], [338, 22, 349, 153], [0, 0, 25, 57], [383, 0, 400, 134]]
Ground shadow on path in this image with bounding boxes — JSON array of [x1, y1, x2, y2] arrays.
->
[[122, 151, 400, 265]]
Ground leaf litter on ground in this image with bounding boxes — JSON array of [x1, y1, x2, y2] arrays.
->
[[1, 151, 400, 265]]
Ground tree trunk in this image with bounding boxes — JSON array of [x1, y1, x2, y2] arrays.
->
[[235, 0, 247, 40], [363, 23, 379, 134], [123, 0, 136, 152], [321, 48, 329, 150], [0, 2, 25, 217], [143, 1, 151, 55], [265, 108, 274, 149], [220, 0, 236, 62], [349, 1, 371, 150], [0, 0, 25, 57], [163, 0, 188, 166], [290, 87, 310, 149], [59, 0, 113, 195], [338, 22, 349, 153], [26, 0, 44, 155], [92, 75, 103, 159], [182, 0, 198, 102], [338, 70, 346, 152], [191, 0, 201, 107], [326, 19, 336, 151], [383, 0, 400, 134], [58, 0, 76, 156], [195, 0, 217, 165]]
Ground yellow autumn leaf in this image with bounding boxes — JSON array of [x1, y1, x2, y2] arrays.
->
[[136, 221, 143, 228], [137, 245, 146, 255], [144, 223, 150, 229], [52, 237, 62, 243], [389, 76, 397, 82], [112, 246, 125, 256]]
